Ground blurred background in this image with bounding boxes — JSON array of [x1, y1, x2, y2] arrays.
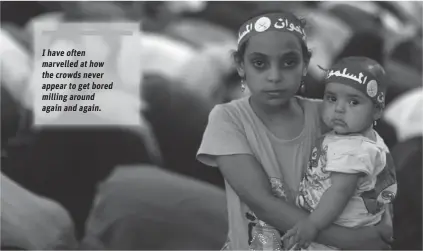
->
[[1, 1, 422, 250]]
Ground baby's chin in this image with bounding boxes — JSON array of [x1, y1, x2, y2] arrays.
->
[[331, 125, 353, 135]]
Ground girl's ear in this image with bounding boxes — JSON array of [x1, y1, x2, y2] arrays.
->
[[302, 67, 308, 77], [236, 61, 245, 79]]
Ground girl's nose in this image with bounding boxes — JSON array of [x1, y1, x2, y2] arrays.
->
[[267, 64, 282, 84]]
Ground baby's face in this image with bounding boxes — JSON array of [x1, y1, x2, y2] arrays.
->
[[321, 82, 377, 135]]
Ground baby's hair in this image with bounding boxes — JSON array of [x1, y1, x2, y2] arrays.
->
[[337, 56, 386, 78], [336, 56, 388, 109]]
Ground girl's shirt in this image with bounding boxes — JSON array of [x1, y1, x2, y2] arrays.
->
[[197, 96, 322, 250]]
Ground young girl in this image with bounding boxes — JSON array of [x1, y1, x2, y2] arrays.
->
[[197, 11, 393, 251], [282, 57, 397, 250]]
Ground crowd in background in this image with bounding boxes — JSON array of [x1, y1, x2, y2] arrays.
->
[[1, 1, 422, 250]]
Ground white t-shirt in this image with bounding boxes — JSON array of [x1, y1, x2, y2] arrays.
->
[[297, 131, 398, 250]]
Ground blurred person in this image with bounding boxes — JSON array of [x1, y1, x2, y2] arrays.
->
[[384, 88, 423, 250], [0, 27, 32, 107], [303, 9, 353, 78], [320, 2, 383, 34], [334, 31, 385, 66], [389, 37, 422, 74], [0, 1, 50, 27], [282, 57, 396, 250], [1, 172, 78, 250], [197, 11, 394, 251], [3, 117, 159, 240], [24, 1, 233, 104], [0, 26, 34, 156], [320, 1, 418, 55], [80, 165, 227, 250], [383, 59, 422, 106], [4, 1, 158, 240], [142, 74, 224, 188], [384, 87, 423, 143], [391, 136, 422, 250]]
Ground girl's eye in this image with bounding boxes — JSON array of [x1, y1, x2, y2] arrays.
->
[[284, 59, 297, 67], [350, 99, 359, 106], [253, 60, 265, 68]]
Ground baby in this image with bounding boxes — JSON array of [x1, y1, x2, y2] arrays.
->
[[283, 57, 397, 250]]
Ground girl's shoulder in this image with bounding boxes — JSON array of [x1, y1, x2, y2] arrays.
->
[[210, 97, 251, 122], [295, 96, 328, 135], [296, 96, 323, 119], [296, 96, 323, 110]]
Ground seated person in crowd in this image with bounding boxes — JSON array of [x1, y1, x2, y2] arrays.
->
[[1, 172, 78, 250]]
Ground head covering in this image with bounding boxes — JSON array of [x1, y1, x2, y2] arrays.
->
[[323, 56, 387, 107], [237, 12, 307, 48]]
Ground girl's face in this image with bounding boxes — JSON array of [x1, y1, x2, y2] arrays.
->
[[238, 31, 306, 107], [322, 82, 382, 135]]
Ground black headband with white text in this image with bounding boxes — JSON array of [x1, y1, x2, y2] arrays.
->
[[237, 12, 307, 48], [323, 63, 386, 106]]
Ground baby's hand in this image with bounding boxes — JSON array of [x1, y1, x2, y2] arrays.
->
[[282, 219, 319, 249]]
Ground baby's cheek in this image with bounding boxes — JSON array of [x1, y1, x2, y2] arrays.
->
[[321, 111, 332, 125]]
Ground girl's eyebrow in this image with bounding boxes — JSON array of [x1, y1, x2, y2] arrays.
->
[[283, 51, 300, 57], [247, 52, 268, 58], [247, 50, 300, 58]]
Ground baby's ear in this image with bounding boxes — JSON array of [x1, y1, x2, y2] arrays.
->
[[373, 104, 384, 121]]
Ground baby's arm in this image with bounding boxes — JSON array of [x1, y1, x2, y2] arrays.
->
[[308, 172, 361, 230], [282, 172, 361, 249]]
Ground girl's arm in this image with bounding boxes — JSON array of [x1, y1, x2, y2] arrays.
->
[[217, 154, 392, 250]]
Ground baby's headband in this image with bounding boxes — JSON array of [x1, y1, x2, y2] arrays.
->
[[237, 12, 307, 48], [322, 57, 387, 106]]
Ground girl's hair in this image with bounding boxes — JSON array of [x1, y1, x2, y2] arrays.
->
[[231, 11, 312, 66]]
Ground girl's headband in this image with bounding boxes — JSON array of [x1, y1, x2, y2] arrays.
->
[[237, 12, 307, 48]]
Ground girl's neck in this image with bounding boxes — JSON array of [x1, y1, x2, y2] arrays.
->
[[249, 96, 297, 119]]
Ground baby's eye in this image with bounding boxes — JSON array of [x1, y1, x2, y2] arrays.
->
[[325, 95, 336, 102], [350, 99, 359, 106]]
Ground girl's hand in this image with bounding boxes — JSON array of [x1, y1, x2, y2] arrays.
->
[[282, 219, 318, 249], [349, 210, 393, 250], [375, 208, 394, 245]]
